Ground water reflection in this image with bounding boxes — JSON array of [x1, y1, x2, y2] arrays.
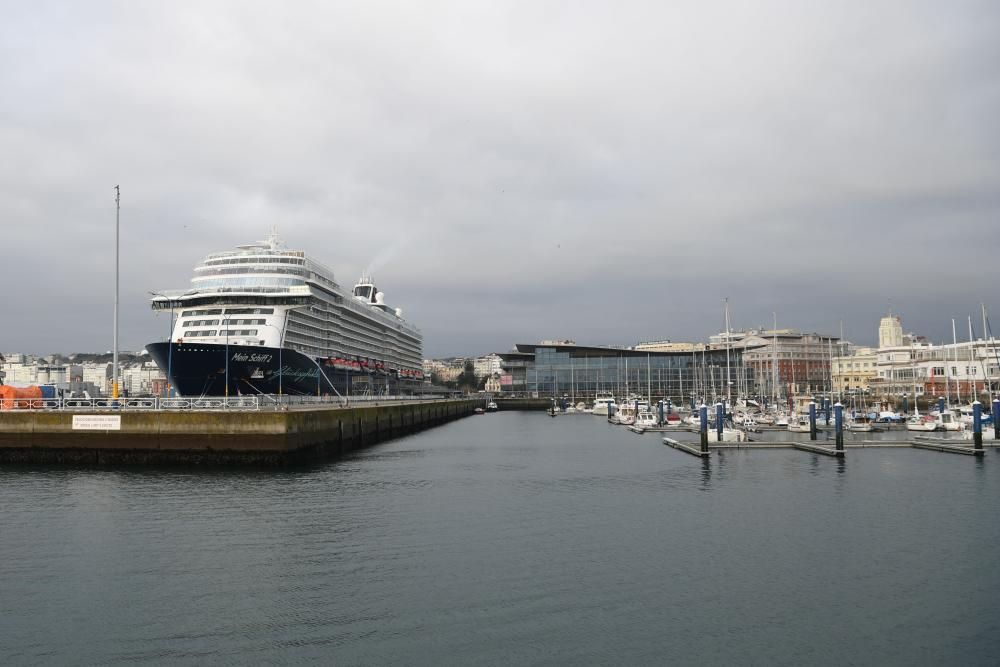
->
[[0, 412, 997, 666]]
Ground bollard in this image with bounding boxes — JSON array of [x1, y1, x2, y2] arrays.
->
[[657, 400, 664, 426], [938, 396, 945, 416], [993, 397, 999, 441], [824, 398, 831, 426], [699, 404, 709, 453], [834, 402, 844, 452], [716, 402, 724, 442], [973, 400, 983, 451], [809, 401, 817, 441]]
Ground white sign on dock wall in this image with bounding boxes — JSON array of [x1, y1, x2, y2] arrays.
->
[[72, 415, 121, 431]]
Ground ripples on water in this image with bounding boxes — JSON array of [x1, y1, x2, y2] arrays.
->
[[1, 412, 998, 665]]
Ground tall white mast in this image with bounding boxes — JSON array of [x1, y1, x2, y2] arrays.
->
[[646, 353, 651, 403], [944, 337, 951, 406], [724, 298, 732, 404], [771, 312, 778, 406], [953, 318, 961, 404], [969, 316, 977, 399], [828, 336, 834, 401], [983, 304, 991, 397], [112, 185, 120, 399]]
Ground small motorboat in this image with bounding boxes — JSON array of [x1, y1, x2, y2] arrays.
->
[[906, 414, 938, 432], [847, 416, 874, 432], [787, 415, 812, 433]]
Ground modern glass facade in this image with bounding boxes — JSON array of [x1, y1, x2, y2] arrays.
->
[[500, 344, 755, 403]]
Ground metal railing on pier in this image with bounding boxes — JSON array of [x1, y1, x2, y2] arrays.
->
[[0, 394, 452, 413]]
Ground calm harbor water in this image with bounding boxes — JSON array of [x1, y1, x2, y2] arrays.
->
[[2, 411, 998, 665]]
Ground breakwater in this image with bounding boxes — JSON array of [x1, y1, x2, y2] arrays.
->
[[0, 399, 478, 466]]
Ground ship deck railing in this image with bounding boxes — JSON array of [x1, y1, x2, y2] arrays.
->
[[0, 394, 453, 413]]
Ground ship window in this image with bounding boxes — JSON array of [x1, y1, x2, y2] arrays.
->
[[226, 307, 275, 315]]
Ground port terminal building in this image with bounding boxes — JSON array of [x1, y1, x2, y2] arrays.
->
[[498, 342, 756, 402]]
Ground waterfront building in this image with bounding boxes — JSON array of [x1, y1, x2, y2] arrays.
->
[[433, 366, 463, 383], [120, 362, 167, 396], [499, 341, 755, 402], [473, 353, 503, 378], [831, 347, 877, 395], [633, 340, 706, 353], [0, 353, 165, 397], [713, 329, 843, 397], [865, 312, 1000, 402]]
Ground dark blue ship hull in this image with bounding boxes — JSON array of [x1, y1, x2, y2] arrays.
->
[[145, 342, 400, 397]]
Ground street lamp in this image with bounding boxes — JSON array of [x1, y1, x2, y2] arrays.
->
[[149, 291, 175, 398]]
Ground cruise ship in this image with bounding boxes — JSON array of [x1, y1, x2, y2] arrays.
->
[[146, 231, 423, 396]]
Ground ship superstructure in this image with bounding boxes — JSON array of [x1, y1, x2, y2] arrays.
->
[[147, 231, 423, 396]]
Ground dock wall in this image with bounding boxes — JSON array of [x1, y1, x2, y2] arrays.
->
[[0, 399, 477, 466], [494, 398, 552, 411]]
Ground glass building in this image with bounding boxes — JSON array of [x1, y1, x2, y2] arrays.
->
[[499, 343, 756, 404]]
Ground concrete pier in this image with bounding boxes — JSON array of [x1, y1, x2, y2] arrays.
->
[[0, 399, 478, 466], [663, 437, 710, 458], [911, 437, 984, 457], [793, 441, 844, 458]]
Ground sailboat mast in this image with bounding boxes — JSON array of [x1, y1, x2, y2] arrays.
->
[[724, 298, 732, 404], [772, 313, 778, 406], [944, 337, 951, 406], [983, 304, 991, 397], [647, 353, 651, 403], [828, 336, 834, 402], [969, 316, 977, 400], [953, 318, 961, 404]]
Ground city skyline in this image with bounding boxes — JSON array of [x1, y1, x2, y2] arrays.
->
[[2, 2, 998, 358]]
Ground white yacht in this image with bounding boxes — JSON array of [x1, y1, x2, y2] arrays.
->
[[787, 415, 813, 433], [906, 414, 938, 432], [591, 394, 617, 417]]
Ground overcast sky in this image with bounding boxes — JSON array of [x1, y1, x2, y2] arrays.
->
[[2, 1, 998, 358]]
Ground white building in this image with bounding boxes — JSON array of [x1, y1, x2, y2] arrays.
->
[[120, 362, 166, 396], [868, 313, 1000, 401], [473, 354, 503, 379]]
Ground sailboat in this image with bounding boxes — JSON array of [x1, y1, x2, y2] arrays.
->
[[904, 343, 937, 431]]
